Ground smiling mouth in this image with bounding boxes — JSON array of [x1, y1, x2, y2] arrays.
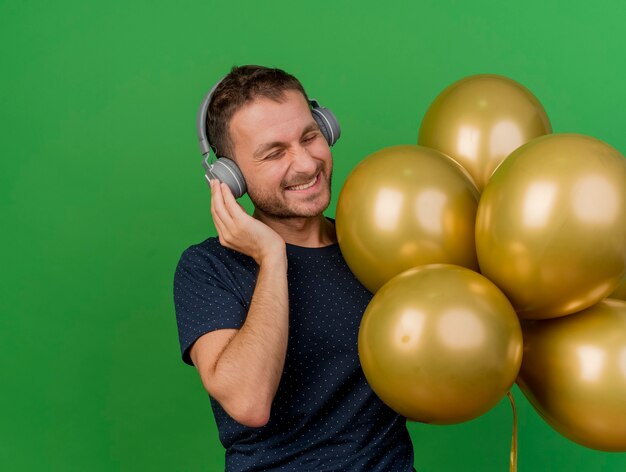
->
[[286, 174, 318, 191]]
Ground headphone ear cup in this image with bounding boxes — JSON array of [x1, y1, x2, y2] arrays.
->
[[311, 107, 341, 146], [207, 157, 247, 199]]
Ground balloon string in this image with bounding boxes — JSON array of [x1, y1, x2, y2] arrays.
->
[[507, 391, 518, 472]]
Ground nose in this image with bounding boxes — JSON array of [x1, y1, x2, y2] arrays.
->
[[290, 144, 318, 176]]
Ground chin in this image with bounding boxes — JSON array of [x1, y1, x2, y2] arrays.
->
[[250, 181, 331, 219], [253, 194, 331, 219], [290, 190, 332, 217]]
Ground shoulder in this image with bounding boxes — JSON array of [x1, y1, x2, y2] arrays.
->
[[178, 237, 224, 266], [178, 237, 250, 271], [175, 237, 257, 288]]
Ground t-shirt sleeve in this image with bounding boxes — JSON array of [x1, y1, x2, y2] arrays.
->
[[173, 245, 248, 366]]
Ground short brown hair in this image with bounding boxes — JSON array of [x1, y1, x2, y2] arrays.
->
[[206, 65, 308, 157]]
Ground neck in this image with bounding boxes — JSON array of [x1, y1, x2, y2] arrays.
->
[[252, 211, 337, 247]]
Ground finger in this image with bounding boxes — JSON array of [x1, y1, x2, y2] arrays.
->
[[214, 217, 231, 247], [211, 203, 234, 248], [210, 198, 225, 231], [220, 182, 246, 220], [209, 181, 220, 221], [210, 182, 229, 231], [211, 180, 234, 227]]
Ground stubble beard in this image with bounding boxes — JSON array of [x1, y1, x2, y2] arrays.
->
[[249, 172, 333, 220]]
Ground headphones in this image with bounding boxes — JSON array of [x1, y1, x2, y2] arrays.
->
[[196, 77, 341, 199]]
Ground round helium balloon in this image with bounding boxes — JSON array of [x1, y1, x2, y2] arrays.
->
[[517, 299, 626, 451], [358, 264, 523, 424], [336, 144, 479, 293], [476, 133, 626, 319], [418, 74, 552, 191]]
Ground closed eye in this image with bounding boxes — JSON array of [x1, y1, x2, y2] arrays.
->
[[302, 132, 319, 144], [265, 148, 285, 160]]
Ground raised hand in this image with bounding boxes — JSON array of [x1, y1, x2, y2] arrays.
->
[[210, 180, 285, 265]]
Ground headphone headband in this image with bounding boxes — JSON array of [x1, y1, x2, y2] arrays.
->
[[196, 77, 225, 157]]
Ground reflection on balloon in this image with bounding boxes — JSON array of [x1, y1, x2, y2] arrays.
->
[[358, 264, 523, 424], [517, 299, 626, 451], [418, 74, 552, 190], [610, 277, 626, 301], [476, 134, 626, 319], [336, 145, 479, 293]]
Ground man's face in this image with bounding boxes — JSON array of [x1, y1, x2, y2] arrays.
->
[[228, 90, 333, 219]]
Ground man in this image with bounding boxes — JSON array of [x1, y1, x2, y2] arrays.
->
[[174, 65, 415, 471]]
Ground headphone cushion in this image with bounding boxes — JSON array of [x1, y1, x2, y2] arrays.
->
[[209, 157, 247, 199], [312, 107, 341, 146]]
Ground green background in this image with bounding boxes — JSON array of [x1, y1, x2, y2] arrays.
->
[[2, 0, 625, 470]]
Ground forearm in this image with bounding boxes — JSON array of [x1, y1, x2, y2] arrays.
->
[[209, 253, 289, 426]]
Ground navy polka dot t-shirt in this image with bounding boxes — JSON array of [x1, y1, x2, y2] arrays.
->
[[174, 237, 415, 471]]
